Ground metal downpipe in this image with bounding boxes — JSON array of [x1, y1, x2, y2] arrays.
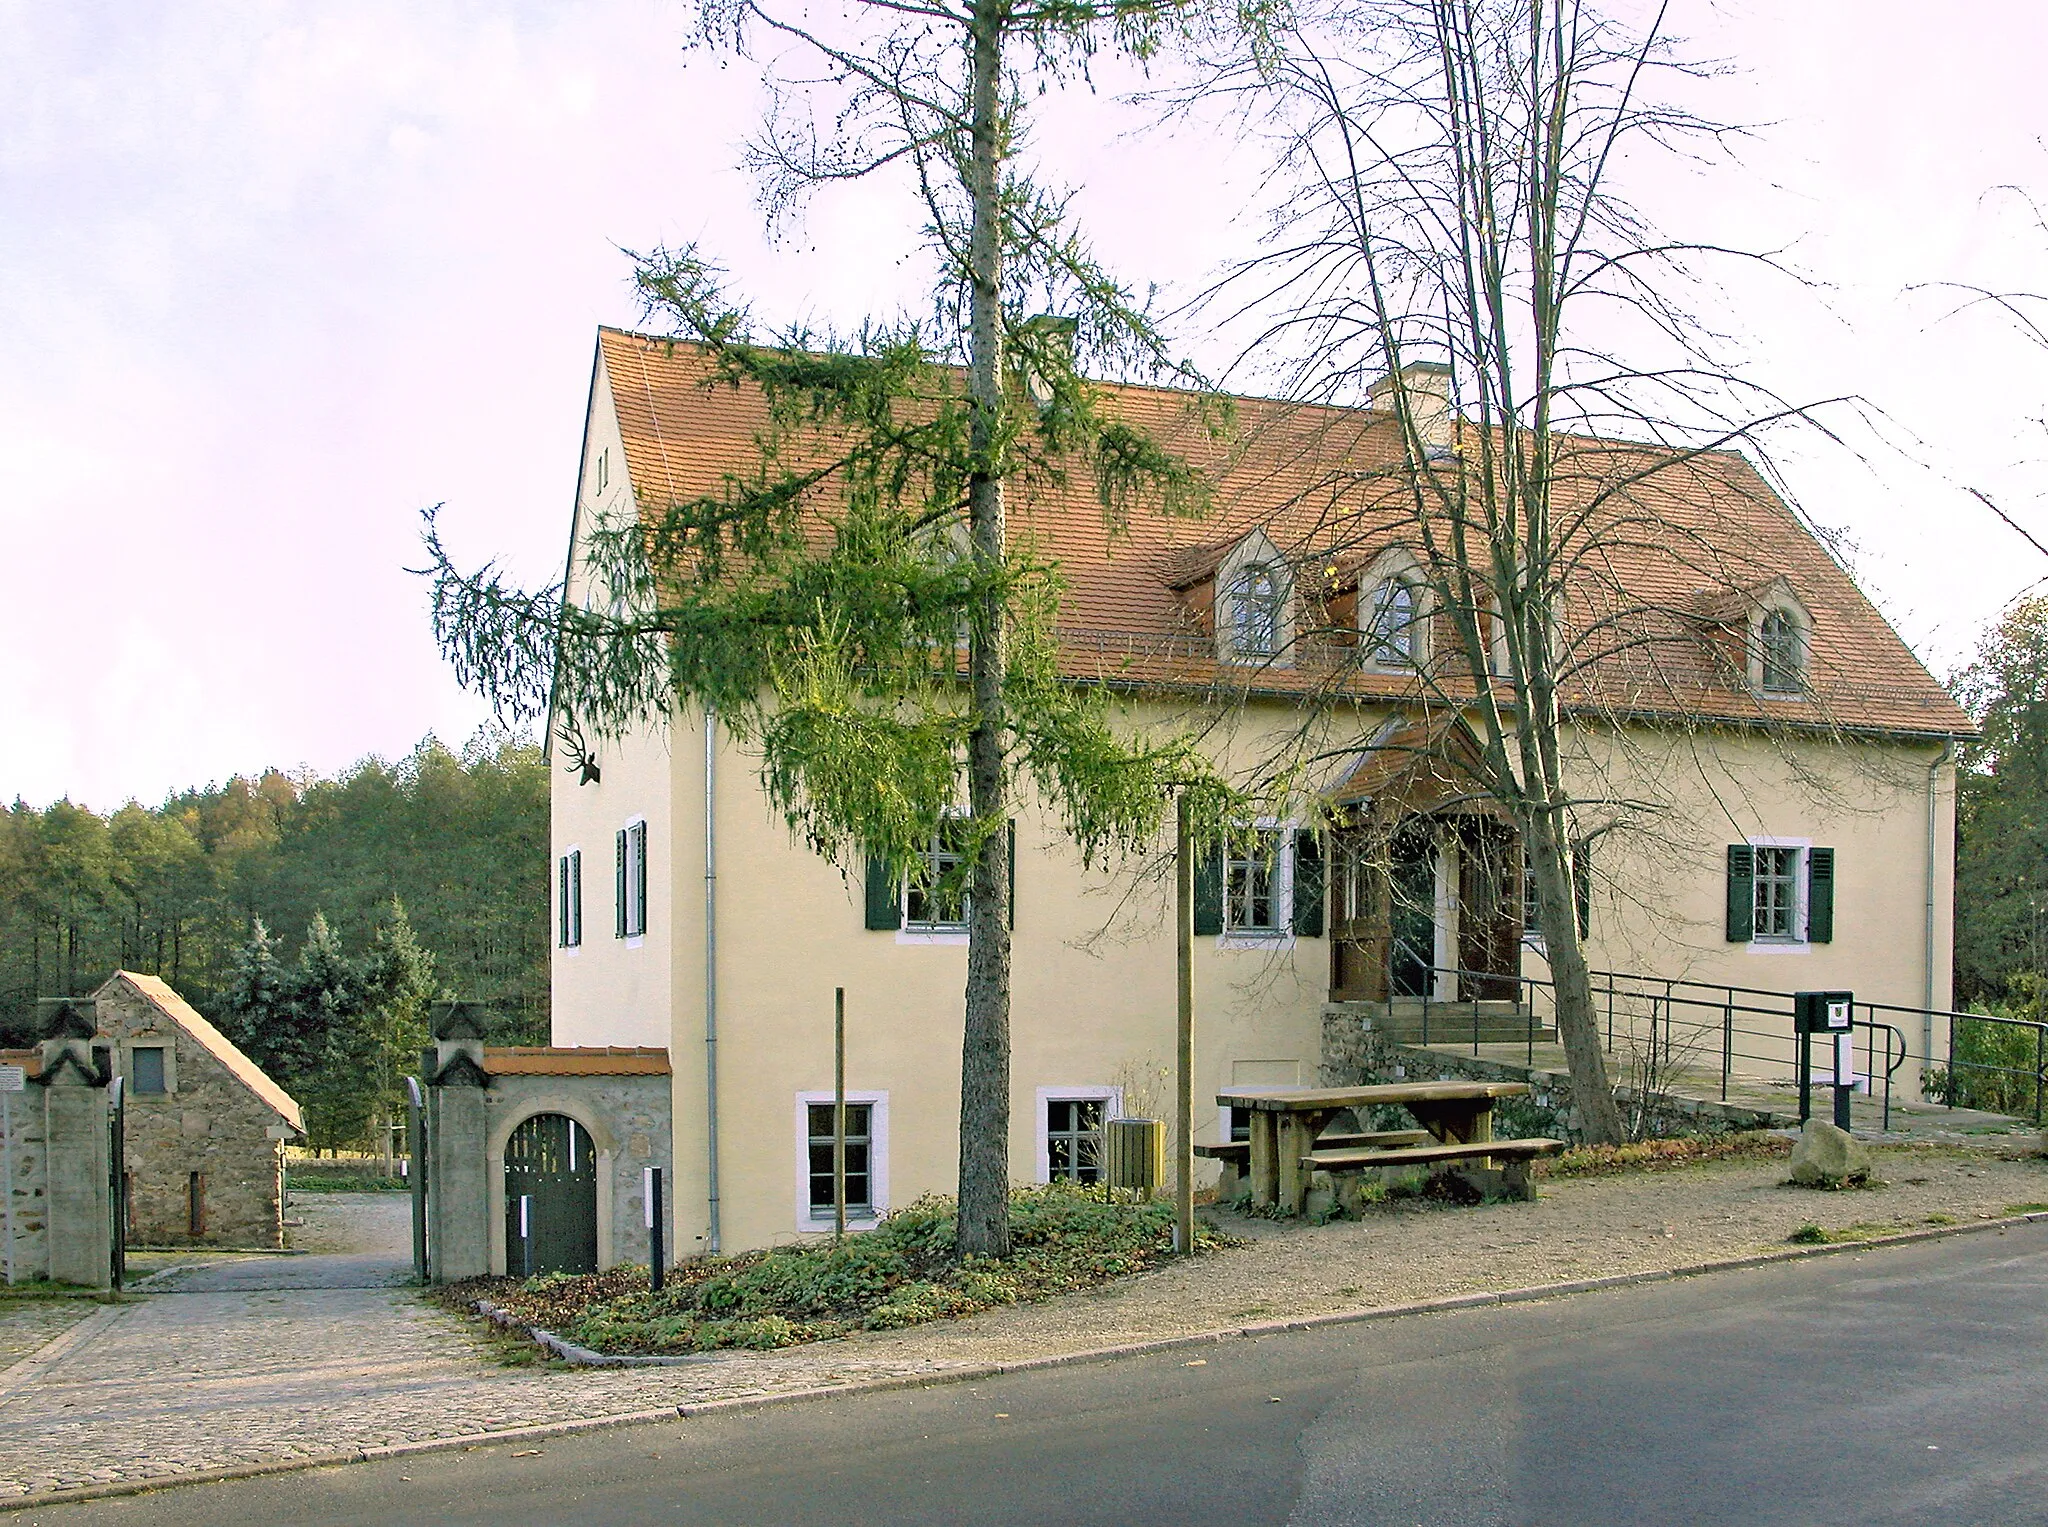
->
[[1924, 737, 1954, 1067], [704, 706, 722, 1255]]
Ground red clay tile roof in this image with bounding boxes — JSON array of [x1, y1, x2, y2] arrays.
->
[[483, 1047, 672, 1077], [102, 972, 304, 1131], [596, 329, 1971, 739]]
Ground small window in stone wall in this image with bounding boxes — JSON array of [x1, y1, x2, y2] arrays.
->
[[130, 1046, 167, 1094]]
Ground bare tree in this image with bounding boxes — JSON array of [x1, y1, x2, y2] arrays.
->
[[1171, 0, 1900, 1143]]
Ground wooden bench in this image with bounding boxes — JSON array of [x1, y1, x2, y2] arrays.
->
[[1195, 1129, 1433, 1168], [1303, 1137, 1565, 1203]]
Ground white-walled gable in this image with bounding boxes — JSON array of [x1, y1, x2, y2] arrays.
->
[[550, 345, 674, 1050]]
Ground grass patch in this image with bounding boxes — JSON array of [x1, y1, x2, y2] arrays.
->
[[450, 1184, 1239, 1357], [1545, 1131, 1789, 1180], [1787, 1221, 1897, 1246], [287, 1162, 409, 1193], [2006, 1203, 2048, 1216]]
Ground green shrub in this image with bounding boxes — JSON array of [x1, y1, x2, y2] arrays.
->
[[457, 1183, 1239, 1356]]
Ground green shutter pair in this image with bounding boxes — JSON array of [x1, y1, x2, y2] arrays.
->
[[1191, 831, 1325, 937], [615, 829, 628, 939], [1724, 844, 1834, 943], [864, 821, 1016, 930]]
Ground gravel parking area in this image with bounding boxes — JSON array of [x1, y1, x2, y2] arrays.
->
[[2, 1146, 2045, 1502]]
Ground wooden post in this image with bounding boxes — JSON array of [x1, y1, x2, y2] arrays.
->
[[834, 987, 847, 1242], [1176, 793, 1195, 1255]]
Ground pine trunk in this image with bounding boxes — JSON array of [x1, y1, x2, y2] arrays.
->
[[955, 0, 1013, 1260]]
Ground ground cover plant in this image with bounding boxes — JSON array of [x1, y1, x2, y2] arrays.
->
[[1542, 1132, 1791, 1179], [454, 1185, 1237, 1355]]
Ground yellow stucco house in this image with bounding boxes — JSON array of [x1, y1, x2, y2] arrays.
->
[[548, 329, 1973, 1256]]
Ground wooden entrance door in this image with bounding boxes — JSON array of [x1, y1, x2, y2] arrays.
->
[[504, 1113, 598, 1277], [1329, 822, 1387, 1001], [1456, 819, 1523, 1000], [1388, 820, 1437, 998]]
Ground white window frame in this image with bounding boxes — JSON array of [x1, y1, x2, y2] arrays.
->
[[1215, 532, 1293, 667], [1219, 820, 1296, 949], [1746, 835, 1811, 953], [557, 846, 583, 952], [1227, 562, 1283, 659], [623, 818, 647, 945], [1034, 1085, 1122, 1184], [1754, 605, 1806, 695], [1365, 576, 1423, 669], [794, 1090, 889, 1231], [898, 814, 971, 942]]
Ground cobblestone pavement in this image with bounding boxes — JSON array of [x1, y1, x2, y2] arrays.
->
[[0, 1301, 97, 1371], [0, 1196, 968, 1500]]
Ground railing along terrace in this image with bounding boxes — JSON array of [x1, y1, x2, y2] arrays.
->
[[1397, 966, 2048, 1132]]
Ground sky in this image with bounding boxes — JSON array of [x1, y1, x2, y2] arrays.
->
[[2, 0, 2044, 811]]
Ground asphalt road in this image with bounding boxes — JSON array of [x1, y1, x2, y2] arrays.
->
[[22, 1224, 2048, 1527]]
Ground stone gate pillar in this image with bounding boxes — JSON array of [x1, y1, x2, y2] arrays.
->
[[38, 1003, 110, 1289], [426, 1004, 491, 1283]]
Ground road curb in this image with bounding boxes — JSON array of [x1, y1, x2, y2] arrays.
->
[[6, 1208, 2046, 1512]]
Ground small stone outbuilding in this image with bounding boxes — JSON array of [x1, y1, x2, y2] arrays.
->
[[94, 972, 304, 1250]]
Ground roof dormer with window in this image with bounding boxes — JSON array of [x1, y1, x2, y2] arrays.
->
[[1215, 531, 1293, 666], [1357, 547, 1429, 672]]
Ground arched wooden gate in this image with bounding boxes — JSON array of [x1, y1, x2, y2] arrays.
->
[[503, 1113, 598, 1276]]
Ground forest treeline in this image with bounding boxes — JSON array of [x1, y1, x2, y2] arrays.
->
[[0, 731, 549, 1060]]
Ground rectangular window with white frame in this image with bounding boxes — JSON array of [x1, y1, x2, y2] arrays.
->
[[1035, 1086, 1120, 1184], [794, 1091, 888, 1230], [557, 847, 583, 949], [1725, 838, 1834, 950], [616, 819, 647, 941], [905, 816, 971, 932]]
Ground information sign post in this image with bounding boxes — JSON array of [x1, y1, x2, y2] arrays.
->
[[1794, 991, 1855, 1131]]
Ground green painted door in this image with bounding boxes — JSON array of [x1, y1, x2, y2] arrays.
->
[[504, 1114, 598, 1277]]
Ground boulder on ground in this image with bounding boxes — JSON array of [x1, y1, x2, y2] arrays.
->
[[1789, 1119, 1872, 1187]]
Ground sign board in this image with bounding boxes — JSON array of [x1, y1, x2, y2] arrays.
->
[[0, 1067, 23, 1094], [264, 1124, 292, 1141], [1794, 990, 1855, 1034]]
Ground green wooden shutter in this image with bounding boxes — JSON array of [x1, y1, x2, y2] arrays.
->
[[1193, 844, 1224, 936], [1572, 841, 1591, 940], [558, 855, 569, 947], [1725, 845, 1754, 942], [1291, 830, 1325, 937], [1007, 819, 1016, 930], [1807, 847, 1835, 944], [864, 853, 902, 930], [615, 829, 628, 939]]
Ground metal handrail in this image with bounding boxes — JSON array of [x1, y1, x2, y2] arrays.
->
[[1396, 962, 2040, 1128]]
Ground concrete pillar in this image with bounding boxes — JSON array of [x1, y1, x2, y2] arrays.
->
[[39, 1036, 110, 1289], [427, 1038, 490, 1283]]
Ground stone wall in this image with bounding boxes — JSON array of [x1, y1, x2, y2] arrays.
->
[[95, 981, 286, 1249], [1321, 1010, 1785, 1143], [0, 1060, 47, 1284]]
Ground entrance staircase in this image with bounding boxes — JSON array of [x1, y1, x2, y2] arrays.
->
[[1325, 997, 1557, 1046]]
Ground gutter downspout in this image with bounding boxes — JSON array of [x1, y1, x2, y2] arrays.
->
[[1924, 737, 1955, 1065], [704, 707, 722, 1254]]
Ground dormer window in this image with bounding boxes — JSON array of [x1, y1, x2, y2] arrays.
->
[[1229, 563, 1283, 658], [1366, 577, 1421, 668], [1758, 607, 1804, 694]]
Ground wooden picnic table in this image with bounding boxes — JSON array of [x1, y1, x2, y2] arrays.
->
[[1215, 1081, 1533, 1214]]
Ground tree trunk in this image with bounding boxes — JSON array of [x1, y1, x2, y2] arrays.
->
[[955, 0, 1013, 1260], [1524, 806, 1624, 1144]]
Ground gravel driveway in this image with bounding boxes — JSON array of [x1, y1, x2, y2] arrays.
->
[[2, 1147, 2045, 1503]]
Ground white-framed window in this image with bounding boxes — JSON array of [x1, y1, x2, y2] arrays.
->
[[905, 816, 971, 932], [595, 446, 609, 493], [1035, 1086, 1121, 1184], [557, 847, 583, 949], [616, 819, 647, 941], [1227, 563, 1283, 658], [1366, 577, 1421, 668], [1757, 607, 1804, 694], [1227, 827, 1284, 934], [794, 1091, 888, 1230], [1752, 843, 1801, 941]]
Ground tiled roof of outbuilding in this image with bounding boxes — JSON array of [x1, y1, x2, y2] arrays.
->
[[594, 328, 1971, 739], [101, 972, 304, 1131]]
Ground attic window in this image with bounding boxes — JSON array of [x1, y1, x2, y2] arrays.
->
[[1366, 578, 1420, 668], [596, 448, 609, 493], [1758, 608, 1803, 694], [1227, 563, 1283, 659]]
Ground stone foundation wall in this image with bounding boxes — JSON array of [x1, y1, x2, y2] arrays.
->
[[1321, 1010, 1785, 1143], [0, 1085, 47, 1282]]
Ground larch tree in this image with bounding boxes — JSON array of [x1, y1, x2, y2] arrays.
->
[[424, 0, 1246, 1252]]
